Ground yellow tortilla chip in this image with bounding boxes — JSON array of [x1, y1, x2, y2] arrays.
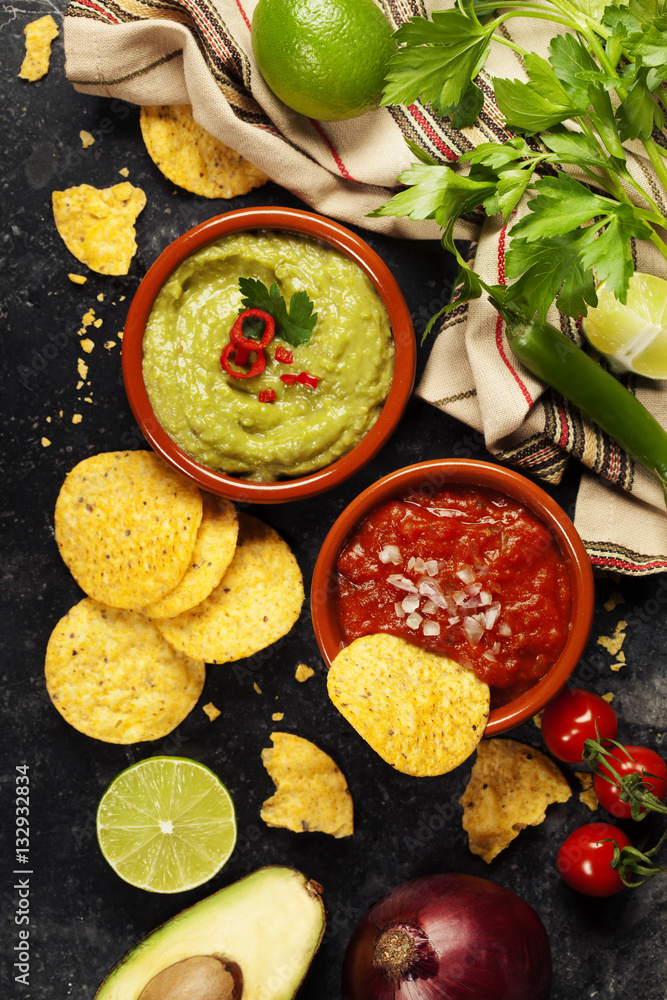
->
[[142, 494, 239, 619], [52, 182, 146, 275], [19, 15, 59, 81], [575, 771, 599, 811], [156, 513, 303, 663], [261, 732, 353, 838], [203, 702, 221, 722], [54, 450, 203, 610], [45, 598, 205, 743], [140, 104, 268, 199], [327, 634, 490, 777], [460, 738, 572, 863], [295, 662, 314, 683]]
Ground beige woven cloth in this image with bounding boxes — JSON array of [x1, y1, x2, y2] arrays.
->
[[63, 0, 667, 573]]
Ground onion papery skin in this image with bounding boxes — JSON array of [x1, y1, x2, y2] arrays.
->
[[341, 873, 551, 1000]]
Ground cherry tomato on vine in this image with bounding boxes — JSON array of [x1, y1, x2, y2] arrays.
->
[[593, 745, 667, 819], [541, 687, 618, 763], [557, 822, 632, 897]]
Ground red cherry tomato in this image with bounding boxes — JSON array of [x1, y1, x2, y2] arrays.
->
[[557, 822, 632, 897], [593, 745, 667, 819], [541, 687, 618, 763]]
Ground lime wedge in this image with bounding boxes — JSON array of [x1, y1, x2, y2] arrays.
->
[[583, 272, 667, 379], [96, 756, 237, 893]]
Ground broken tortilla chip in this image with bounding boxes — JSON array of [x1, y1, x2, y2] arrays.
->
[[140, 104, 268, 199], [327, 633, 490, 777], [460, 738, 572, 863], [52, 182, 146, 275], [54, 450, 203, 610], [45, 598, 205, 743], [261, 732, 353, 838], [142, 493, 239, 619], [19, 15, 59, 81], [156, 513, 303, 663]]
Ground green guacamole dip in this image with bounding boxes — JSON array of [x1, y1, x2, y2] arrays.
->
[[142, 230, 395, 481]]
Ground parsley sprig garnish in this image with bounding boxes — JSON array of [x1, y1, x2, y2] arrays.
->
[[238, 277, 317, 347], [373, 0, 667, 327]]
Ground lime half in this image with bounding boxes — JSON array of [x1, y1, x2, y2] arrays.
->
[[583, 271, 667, 379], [96, 756, 237, 893]]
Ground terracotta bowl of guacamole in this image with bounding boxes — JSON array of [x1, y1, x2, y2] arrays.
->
[[311, 459, 594, 735], [122, 207, 415, 503]]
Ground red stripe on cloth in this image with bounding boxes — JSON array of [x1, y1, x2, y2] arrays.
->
[[308, 120, 358, 181], [495, 223, 533, 407], [407, 103, 458, 162], [235, 0, 251, 32], [590, 554, 667, 572], [557, 400, 569, 449], [76, 0, 120, 23]]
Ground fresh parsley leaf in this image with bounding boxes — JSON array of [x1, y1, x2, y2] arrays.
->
[[510, 172, 619, 241], [578, 203, 654, 300], [616, 68, 666, 141], [381, 12, 492, 117], [505, 231, 599, 321], [494, 72, 580, 133], [238, 277, 317, 347]]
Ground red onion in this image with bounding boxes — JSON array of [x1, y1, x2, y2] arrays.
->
[[341, 874, 551, 1000]]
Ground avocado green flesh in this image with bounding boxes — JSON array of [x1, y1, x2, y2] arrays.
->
[[96, 866, 325, 1000]]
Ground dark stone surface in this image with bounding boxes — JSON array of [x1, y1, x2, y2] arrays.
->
[[2, 5, 666, 999]]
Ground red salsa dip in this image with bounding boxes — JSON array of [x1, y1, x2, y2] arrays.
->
[[336, 484, 572, 707]]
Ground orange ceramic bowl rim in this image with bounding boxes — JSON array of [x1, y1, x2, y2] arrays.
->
[[311, 459, 594, 736], [122, 207, 416, 504]]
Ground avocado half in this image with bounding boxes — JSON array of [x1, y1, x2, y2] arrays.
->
[[96, 866, 326, 1000]]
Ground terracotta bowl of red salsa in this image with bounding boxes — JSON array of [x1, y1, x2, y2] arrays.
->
[[122, 206, 415, 504], [311, 459, 594, 736]]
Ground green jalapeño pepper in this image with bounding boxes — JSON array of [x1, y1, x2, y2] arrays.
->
[[495, 305, 667, 504]]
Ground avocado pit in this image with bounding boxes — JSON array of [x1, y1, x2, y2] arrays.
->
[[138, 956, 242, 1000]]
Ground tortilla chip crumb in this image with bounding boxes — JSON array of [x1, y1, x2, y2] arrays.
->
[[272, 712, 284, 721], [575, 771, 599, 811], [203, 702, 221, 722], [41, 437, 51, 447], [295, 662, 315, 682], [104, 341, 117, 350], [19, 15, 59, 81], [119, 167, 130, 177], [80, 130, 95, 149], [72, 414, 82, 424], [533, 710, 544, 729], [52, 182, 146, 276], [602, 691, 615, 703], [68, 273, 87, 285], [261, 732, 353, 838], [82, 309, 95, 326], [597, 620, 627, 657], [603, 591, 625, 612], [253, 682, 262, 694], [97, 293, 104, 302], [80, 338, 94, 353], [460, 738, 571, 863], [93, 318, 103, 328], [77, 358, 88, 380]]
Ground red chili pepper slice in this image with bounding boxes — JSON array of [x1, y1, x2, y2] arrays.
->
[[274, 344, 294, 364], [279, 371, 319, 388], [258, 389, 276, 403], [230, 309, 275, 351], [220, 341, 267, 379]]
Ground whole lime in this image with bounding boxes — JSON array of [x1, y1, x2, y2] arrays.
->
[[251, 0, 397, 121]]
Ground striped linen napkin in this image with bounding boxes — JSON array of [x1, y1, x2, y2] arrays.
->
[[63, 0, 667, 574]]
